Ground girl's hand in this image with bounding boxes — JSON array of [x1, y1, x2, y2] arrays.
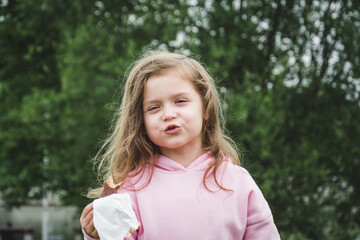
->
[[80, 202, 100, 239]]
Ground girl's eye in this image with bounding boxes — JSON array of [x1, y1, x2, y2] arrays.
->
[[176, 99, 187, 104], [147, 106, 159, 112]]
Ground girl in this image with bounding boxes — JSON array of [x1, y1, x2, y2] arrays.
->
[[80, 51, 280, 239]]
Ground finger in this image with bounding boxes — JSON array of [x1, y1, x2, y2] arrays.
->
[[85, 209, 94, 226], [81, 209, 94, 228], [89, 219, 99, 239], [80, 203, 93, 224], [81, 203, 93, 217], [83, 217, 98, 239]]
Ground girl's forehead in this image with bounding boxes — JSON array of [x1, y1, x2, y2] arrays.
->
[[145, 67, 194, 86], [145, 69, 192, 88], [151, 66, 190, 78], [143, 71, 199, 99]]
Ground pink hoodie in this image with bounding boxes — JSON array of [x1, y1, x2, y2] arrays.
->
[[84, 152, 280, 240]]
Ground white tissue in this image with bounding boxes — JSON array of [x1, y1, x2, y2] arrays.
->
[[93, 193, 140, 240]]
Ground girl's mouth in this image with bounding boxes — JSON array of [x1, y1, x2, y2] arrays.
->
[[165, 124, 180, 134]]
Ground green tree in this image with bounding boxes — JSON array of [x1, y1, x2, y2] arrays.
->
[[0, 0, 71, 206]]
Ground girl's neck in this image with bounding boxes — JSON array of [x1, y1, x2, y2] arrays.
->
[[160, 147, 204, 168]]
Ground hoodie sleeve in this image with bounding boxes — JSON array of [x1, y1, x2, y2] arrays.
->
[[82, 228, 138, 240], [243, 177, 281, 240], [82, 229, 99, 240]]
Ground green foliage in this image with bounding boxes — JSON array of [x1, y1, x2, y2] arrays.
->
[[1, 0, 359, 238]]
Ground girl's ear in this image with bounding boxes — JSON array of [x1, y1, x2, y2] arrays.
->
[[203, 107, 209, 121], [203, 113, 208, 121]]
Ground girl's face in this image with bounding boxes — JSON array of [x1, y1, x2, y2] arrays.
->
[[143, 68, 205, 159]]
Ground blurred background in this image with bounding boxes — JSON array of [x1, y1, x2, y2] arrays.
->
[[0, 0, 359, 239]]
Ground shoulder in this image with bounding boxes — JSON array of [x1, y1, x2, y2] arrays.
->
[[219, 160, 263, 192], [118, 164, 153, 192], [222, 160, 255, 181], [222, 160, 274, 214]]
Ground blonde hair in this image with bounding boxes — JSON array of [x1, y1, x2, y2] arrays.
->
[[88, 51, 240, 198]]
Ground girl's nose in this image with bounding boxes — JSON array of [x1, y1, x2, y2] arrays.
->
[[162, 106, 177, 121]]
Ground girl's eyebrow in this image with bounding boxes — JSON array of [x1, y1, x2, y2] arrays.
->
[[172, 92, 191, 99], [143, 92, 191, 104], [143, 97, 159, 105]]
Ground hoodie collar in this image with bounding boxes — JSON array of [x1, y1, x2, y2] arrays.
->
[[155, 152, 213, 172]]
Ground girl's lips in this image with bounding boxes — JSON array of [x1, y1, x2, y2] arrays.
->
[[165, 124, 180, 134]]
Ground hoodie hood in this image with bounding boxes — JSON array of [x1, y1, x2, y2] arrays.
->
[[155, 152, 213, 172]]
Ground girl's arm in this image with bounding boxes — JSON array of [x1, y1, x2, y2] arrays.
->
[[244, 183, 281, 239], [80, 203, 100, 240]]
